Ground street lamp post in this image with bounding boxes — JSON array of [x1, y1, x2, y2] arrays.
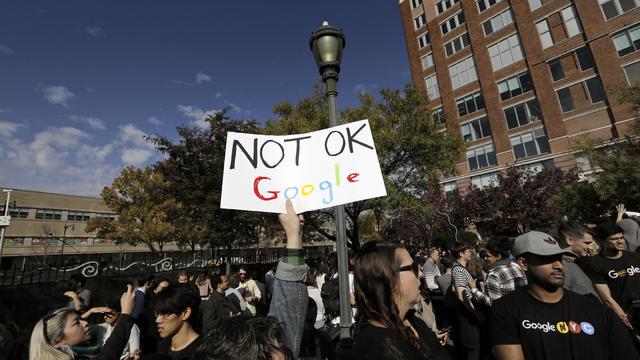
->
[[309, 22, 353, 344], [61, 224, 75, 257], [0, 189, 13, 268]]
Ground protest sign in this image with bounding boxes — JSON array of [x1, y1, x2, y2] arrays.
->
[[221, 119, 387, 213]]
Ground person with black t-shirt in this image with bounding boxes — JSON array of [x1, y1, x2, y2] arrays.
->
[[154, 283, 202, 360], [578, 222, 640, 335], [353, 241, 450, 360], [491, 231, 639, 360]]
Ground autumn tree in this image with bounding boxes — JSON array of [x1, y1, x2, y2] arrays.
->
[[86, 166, 178, 252], [147, 108, 266, 251], [264, 84, 464, 250]]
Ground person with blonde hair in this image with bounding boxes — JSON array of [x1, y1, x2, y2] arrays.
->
[[29, 285, 136, 360]]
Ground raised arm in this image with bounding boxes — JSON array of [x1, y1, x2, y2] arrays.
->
[[268, 200, 308, 359], [616, 203, 626, 223]]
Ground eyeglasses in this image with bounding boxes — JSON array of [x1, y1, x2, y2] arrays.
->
[[41, 310, 57, 343], [397, 262, 420, 278]]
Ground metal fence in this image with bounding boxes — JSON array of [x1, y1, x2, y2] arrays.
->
[[0, 246, 332, 287]]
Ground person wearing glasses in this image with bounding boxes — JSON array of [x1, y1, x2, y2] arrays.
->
[[579, 222, 640, 340], [154, 283, 202, 359], [29, 285, 136, 360], [353, 241, 450, 359]]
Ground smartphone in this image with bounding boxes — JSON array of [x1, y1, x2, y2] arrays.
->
[[438, 325, 453, 334]]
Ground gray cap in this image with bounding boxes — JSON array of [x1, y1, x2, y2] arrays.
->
[[512, 231, 577, 258]]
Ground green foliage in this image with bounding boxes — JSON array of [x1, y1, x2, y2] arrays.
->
[[86, 166, 178, 252], [264, 83, 464, 249], [148, 108, 266, 250]]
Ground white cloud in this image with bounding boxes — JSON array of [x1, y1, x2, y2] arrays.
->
[[85, 26, 103, 37], [77, 143, 113, 163], [0, 44, 13, 55], [118, 123, 155, 149], [29, 126, 89, 171], [177, 105, 220, 129], [69, 115, 106, 130], [215, 92, 223, 99], [0, 109, 12, 113], [354, 83, 377, 95], [41, 85, 75, 107], [121, 148, 153, 165], [0, 121, 25, 137], [170, 79, 194, 86], [148, 116, 163, 126], [196, 72, 211, 84], [229, 103, 251, 115]]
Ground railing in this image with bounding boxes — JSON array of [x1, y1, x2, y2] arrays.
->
[[0, 246, 332, 287]]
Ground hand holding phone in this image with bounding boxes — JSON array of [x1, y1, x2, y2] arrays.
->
[[438, 325, 453, 334]]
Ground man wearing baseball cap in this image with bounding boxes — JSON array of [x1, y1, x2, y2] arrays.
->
[[490, 231, 639, 360]]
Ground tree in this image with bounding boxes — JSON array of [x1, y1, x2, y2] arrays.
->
[[444, 166, 579, 239], [148, 108, 266, 251], [553, 79, 640, 221], [264, 84, 464, 250], [86, 166, 178, 252]]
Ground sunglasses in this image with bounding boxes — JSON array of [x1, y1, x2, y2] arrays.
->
[[397, 262, 420, 278], [41, 310, 57, 343]]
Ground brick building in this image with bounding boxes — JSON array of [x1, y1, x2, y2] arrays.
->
[[398, 0, 640, 191]]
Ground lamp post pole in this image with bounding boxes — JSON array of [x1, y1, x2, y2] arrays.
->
[[0, 189, 12, 269], [61, 224, 74, 257], [309, 22, 352, 344]]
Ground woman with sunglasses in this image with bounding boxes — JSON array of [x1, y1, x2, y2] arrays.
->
[[29, 285, 136, 360], [354, 241, 450, 360]]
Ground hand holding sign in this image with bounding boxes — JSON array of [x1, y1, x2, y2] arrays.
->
[[220, 119, 386, 213]]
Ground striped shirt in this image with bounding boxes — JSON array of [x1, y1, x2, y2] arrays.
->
[[451, 262, 473, 299]]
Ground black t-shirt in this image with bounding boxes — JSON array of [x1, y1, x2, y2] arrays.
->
[[157, 335, 203, 360], [578, 251, 640, 311], [491, 289, 638, 360], [354, 312, 451, 360]]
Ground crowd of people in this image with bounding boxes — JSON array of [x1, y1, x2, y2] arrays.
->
[[6, 201, 640, 359]]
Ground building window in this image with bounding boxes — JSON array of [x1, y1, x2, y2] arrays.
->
[[519, 159, 556, 174], [497, 71, 534, 101], [536, 20, 553, 49], [35, 209, 62, 220], [443, 181, 458, 193], [504, 99, 543, 130], [483, 9, 514, 36], [68, 211, 91, 222], [529, 0, 543, 10], [556, 87, 575, 113], [449, 56, 478, 90], [467, 143, 498, 171], [411, 0, 423, 9], [422, 53, 434, 70], [96, 213, 116, 222], [433, 106, 446, 124], [9, 207, 29, 219], [477, 0, 503, 13], [599, 0, 640, 21], [586, 76, 606, 103], [488, 33, 524, 71], [471, 172, 499, 188], [461, 117, 492, 142], [510, 128, 551, 160], [426, 74, 441, 100], [548, 59, 565, 82], [444, 33, 470, 57], [612, 24, 640, 57], [624, 60, 640, 84], [415, 13, 427, 30], [561, 6, 582, 38], [441, 11, 465, 35], [418, 32, 431, 49], [456, 90, 486, 117], [576, 46, 595, 71], [437, 0, 460, 14]]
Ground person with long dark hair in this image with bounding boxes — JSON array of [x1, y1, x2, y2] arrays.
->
[[353, 241, 450, 360]]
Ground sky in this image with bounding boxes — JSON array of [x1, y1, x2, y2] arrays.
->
[[0, 1, 411, 197]]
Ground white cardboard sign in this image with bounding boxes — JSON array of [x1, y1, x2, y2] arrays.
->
[[220, 119, 387, 213]]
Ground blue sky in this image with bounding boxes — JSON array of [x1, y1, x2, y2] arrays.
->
[[0, 1, 410, 196]]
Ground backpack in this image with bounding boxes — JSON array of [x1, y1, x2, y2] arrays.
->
[[320, 276, 341, 318]]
